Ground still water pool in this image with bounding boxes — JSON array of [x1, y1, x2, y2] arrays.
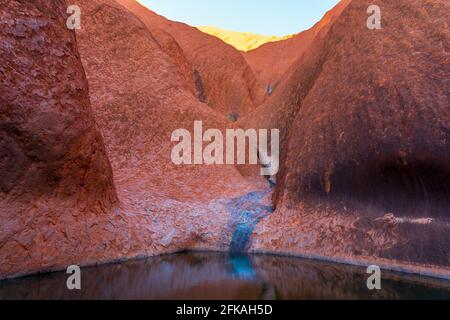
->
[[0, 252, 449, 300]]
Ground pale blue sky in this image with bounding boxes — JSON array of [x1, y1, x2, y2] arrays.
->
[[139, 0, 340, 36]]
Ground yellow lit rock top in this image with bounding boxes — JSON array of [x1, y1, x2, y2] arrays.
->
[[197, 26, 293, 52]]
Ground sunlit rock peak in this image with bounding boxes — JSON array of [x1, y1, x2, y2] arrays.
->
[[197, 26, 294, 52]]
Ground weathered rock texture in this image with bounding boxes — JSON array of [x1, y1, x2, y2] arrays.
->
[[0, 0, 116, 205], [0, 0, 119, 277], [0, 0, 270, 280], [1, 0, 449, 280], [116, 0, 267, 120], [250, 0, 450, 272], [237, 0, 353, 159], [72, 0, 268, 197]]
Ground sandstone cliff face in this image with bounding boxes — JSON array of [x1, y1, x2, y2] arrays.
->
[[251, 0, 450, 269], [116, 0, 267, 120], [0, 0, 116, 205], [0, 0, 118, 277]]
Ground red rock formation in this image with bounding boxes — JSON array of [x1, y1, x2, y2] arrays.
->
[[238, 0, 353, 157], [0, 0, 118, 278], [0, 0, 116, 205], [0, 0, 267, 280], [116, 0, 266, 120], [1, 0, 448, 281], [72, 0, 264, 195], [244, 0, 351, 91], [71, 0, 269, 273], [251, 0, 450, 271]]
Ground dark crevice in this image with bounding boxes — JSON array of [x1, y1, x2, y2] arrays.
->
[[194, 69, 206, 103]]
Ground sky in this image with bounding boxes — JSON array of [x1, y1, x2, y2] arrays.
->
[[139, 0, 340, 36]]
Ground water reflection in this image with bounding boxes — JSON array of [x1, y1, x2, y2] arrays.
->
[[230, 253, 257, 280], [0, 252, 449, 300]]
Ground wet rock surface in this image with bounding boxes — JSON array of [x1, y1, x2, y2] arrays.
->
[[228, 188, 274, 252]]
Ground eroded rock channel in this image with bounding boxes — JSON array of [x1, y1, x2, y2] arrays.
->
[[228, 187, 275, 252]]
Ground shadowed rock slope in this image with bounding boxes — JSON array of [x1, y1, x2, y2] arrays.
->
[[249, 0, 450, 274]]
